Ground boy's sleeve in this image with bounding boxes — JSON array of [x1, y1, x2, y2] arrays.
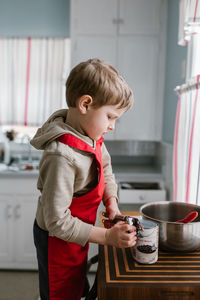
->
[[101, 143, 118, 204], [38, 153, 92, 246]]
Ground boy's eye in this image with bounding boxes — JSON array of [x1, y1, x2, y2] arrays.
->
[[108, 115, 118, 121]]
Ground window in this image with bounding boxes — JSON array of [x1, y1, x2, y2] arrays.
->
[[0, 38, 70, 127], [186, 34, 200, 79], [173, 0, 200, 204]]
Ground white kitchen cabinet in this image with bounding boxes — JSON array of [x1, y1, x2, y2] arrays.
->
[[15, 195, 38, 266], [71, 0, 118, 35], [71, 36, 117, 69], [0, 195, 13, 264], [0, 175, 39, 269], [118, 0, 161, 35], [116, 35, 161, 140], [70, 0, 167, 141]]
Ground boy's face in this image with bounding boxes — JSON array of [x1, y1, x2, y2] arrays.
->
[[80, 103, 126, 141]]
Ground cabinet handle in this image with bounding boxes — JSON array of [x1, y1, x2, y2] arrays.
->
[[112, 18, 124, 25], [139, 195, 145, 201], [14, 204, 21, 219], [112, 18, 118, 24], [6, 205, 12, 218]]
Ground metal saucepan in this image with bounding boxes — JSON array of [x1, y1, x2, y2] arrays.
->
[[140, 201, 200, 252]]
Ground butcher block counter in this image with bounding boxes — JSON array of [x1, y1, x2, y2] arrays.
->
[[97, 211, 200, 300]]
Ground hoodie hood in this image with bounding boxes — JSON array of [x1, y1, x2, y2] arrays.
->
[[30, 109, 94, 150]]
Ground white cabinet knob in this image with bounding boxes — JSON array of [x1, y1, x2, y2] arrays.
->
[[112, 18, 124, 24], [139, 195, 145, 201], [112, 18, 118, 24], [14, 204, 21, 218]]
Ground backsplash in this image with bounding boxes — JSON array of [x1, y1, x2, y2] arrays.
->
[[105, 140, 173, 201], [104, 140, 157, 156]]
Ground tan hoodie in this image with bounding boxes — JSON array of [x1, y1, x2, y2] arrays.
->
[[31, 109, 118, 246]]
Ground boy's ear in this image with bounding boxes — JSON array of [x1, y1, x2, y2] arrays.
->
[[78, 95, 93, 114]]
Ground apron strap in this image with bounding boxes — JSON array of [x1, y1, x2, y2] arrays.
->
[[58, 134, 104, 154]]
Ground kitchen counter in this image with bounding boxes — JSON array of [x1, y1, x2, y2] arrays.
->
[[97, 211, 200, 300], [0, 162, 39, 177], [0, 169, 39, 177], [0, 163, 163, 180]]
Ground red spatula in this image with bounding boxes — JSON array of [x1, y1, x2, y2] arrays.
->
[[175, 211, 198, 223]]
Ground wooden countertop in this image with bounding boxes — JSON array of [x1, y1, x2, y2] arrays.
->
[[97, 211, 200, 300]]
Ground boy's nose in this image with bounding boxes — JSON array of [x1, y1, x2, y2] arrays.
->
[[108, 123, 115, 131]]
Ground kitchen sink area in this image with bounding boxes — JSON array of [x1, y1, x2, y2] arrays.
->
[[0, 135, 42, 174]]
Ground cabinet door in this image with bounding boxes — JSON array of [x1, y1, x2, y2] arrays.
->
[[15, 195, 38, 268], [71, 36, 117, 140], [71, 36, 117, 69], [116, 36, 161, 140], [119, 0, 161, 35], [71, 0, 118, 35], [0, 195, 13, 263]]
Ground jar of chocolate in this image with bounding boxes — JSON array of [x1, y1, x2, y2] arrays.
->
[[131, 219, 158, 264]]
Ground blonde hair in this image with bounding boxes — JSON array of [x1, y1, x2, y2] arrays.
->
[[66, 58, 133, 110]]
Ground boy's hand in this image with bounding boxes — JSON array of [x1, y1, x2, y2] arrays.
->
[[105, 197, 120, 220], [105, 221, 137, 248]]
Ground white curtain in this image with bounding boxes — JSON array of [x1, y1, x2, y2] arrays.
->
[[173, 76, 200, 204], [173, 1, 200, 204], [178, 0, 200, 45], [0, 38, 70, 126], [187, 34, 200, 78]]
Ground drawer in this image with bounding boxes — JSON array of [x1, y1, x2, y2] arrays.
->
[[118, 182, 166, 204]]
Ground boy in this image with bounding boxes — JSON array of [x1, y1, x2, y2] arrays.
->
[[31, 58, 137, 300]]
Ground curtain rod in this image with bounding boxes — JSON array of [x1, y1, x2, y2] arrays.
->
[[174, 76, 200, 94]]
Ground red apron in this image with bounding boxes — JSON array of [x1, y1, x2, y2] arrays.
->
[[48, 134, 104, 300]]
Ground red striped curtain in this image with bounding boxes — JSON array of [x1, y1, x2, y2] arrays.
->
[[188, 34, 200, 78], [0, 38, 70, 126], [179, 0, 200, 45], [173, 76, 200, 204]]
